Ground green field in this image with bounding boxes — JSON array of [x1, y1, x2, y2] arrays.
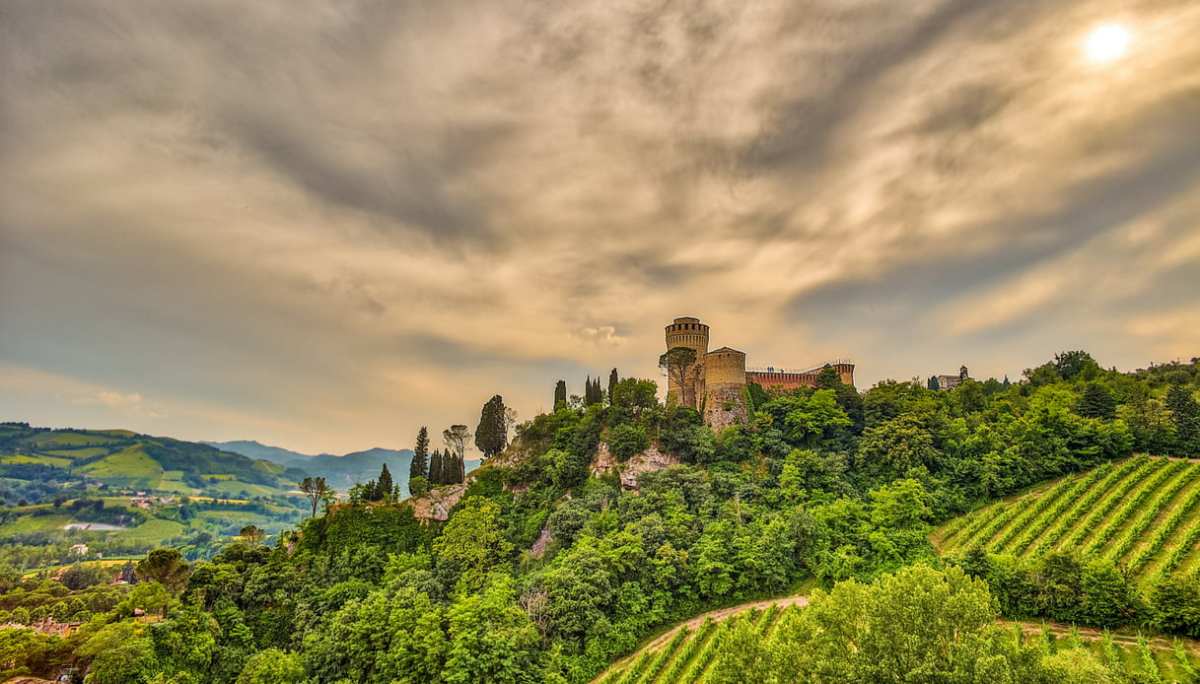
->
[[0, 453, 73, 468], [937, 456, 1200, 584], [76, 445, 164, 484], [0, 513, 71, 535]]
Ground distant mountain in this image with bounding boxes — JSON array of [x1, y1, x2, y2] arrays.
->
[[204, 440, 316, 467], [209, 440, 480, 492]]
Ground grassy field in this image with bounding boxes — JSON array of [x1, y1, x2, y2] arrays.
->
[[593, 596, 1200, 684], [76, 445, 164, 485], [936, 455, 1200, 585], [0, 453, 74, 468]]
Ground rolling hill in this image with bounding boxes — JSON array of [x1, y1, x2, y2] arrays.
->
[[0, 422, 308, 499], [936, 455, 1200, 585]]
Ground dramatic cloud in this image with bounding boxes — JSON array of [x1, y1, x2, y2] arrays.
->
[[1, 0, 1197, 452]]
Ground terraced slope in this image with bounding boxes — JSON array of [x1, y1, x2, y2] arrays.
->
[[936, 456, 1200, 585]]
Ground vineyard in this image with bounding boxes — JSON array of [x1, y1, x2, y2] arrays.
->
[[936, 456, 1200, 584], [593, 595, 1200, 683], [594, 601, 797, 684]]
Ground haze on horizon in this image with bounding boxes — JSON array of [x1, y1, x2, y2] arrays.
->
[[1, 0, 1198, 455]]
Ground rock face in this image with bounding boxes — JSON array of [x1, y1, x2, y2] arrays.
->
[[410, 483, 467, 522], [590, 442, 681, 491], [619, 445, 680, 489]]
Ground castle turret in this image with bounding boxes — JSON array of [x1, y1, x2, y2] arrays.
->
[[665, 317, 709, 408]]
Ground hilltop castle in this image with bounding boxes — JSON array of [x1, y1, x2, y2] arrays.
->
[[664, 316, 854, 429]]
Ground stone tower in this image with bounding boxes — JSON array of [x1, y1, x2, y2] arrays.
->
[[702, 346, 748, 429], [664, 316, 709, 408]]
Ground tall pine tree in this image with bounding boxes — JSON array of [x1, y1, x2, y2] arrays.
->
[[1077, 382, 1117, 419], [376, 463, 393, 502], [409, 426, 429, 494], [608, 368, 619, 406], [1167, 385, 1200, 455], [554, 380, 567, 411], [583, 375, 593, 406]]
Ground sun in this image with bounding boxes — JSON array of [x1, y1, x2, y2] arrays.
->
[[1084, 23, 1131, 64]]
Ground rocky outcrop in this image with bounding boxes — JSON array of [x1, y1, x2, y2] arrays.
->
[[619, 445, 680, 490], [410, 483, 467, 522], [590, 442, 681, 491]]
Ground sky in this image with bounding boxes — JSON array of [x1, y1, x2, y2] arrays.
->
[[1, 0, 1198, 455]]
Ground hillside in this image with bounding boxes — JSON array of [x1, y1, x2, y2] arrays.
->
[[936, 455, 1200, 585], [0, 423, 307, 499]]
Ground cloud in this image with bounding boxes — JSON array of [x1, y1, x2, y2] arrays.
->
[[1, 0, 1198, 452]]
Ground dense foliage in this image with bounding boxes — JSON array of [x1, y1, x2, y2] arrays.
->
[[3, 355, 1198, 682]]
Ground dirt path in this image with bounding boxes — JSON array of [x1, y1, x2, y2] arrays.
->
[[1001, 619, 1200, 654], [593, 594, 810, 682]]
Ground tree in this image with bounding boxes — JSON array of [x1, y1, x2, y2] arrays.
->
[[299, 476, 329, 518], [554, 380, 567, 411], [927, 376, 940, 391], [1167, 384, 1200, 455], [433, 497, 513, 592], [236, 648, 305, 684], [430, 450, 445, 486], [136, 548, 191, 594], [659, 347, 699, 406], [1077, 382, 1117, 419], [409, 427, 429, 493], [608, 368, 619, 406], [474, 395, 509, 459], [375, 463, 394, 502], [443, 425, 470, 462], [77, 621, 157, 684], [1055, 350, 1101, 381], [239, 525, 265, 545]]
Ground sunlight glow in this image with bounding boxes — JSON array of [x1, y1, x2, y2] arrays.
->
[[1085, 23, 1131, 64]]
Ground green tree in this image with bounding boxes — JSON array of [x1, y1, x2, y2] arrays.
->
[[607, 423, 649, 461], [927, 376, 940, 390], [1166, 384, 1200, 455], [433, 497, 514, 592], [554, 380, 567, 411], [78, 621, 157, 684], [608, 368, 619, 406], [299, 476, 329, 518], [236, 648, 305, 684], [1077, 382, 1117, 419], [660, 347, 699, 406], [410, 426, 430, 492], [429, 450, 444, 486], [375, 463, 394, 501], [1055, 350, 1102, 381], [475, 395, 509, 459], [444, 576, 542, 683], [136, 549, 192, 594]]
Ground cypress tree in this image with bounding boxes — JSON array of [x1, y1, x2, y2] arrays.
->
[[376, 463, 393, 502], [429, 450, 443, 485], [554, 380, 567, 411], [608, 368, 619, 405], [410, 426, 429, 487], [583, 375, 593, 406], [474, 395, 508, 459]]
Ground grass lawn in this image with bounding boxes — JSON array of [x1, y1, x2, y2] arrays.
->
[[0, 513, 72, 536]]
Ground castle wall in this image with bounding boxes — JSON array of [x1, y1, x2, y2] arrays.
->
[[665, 317, 709, 409]]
